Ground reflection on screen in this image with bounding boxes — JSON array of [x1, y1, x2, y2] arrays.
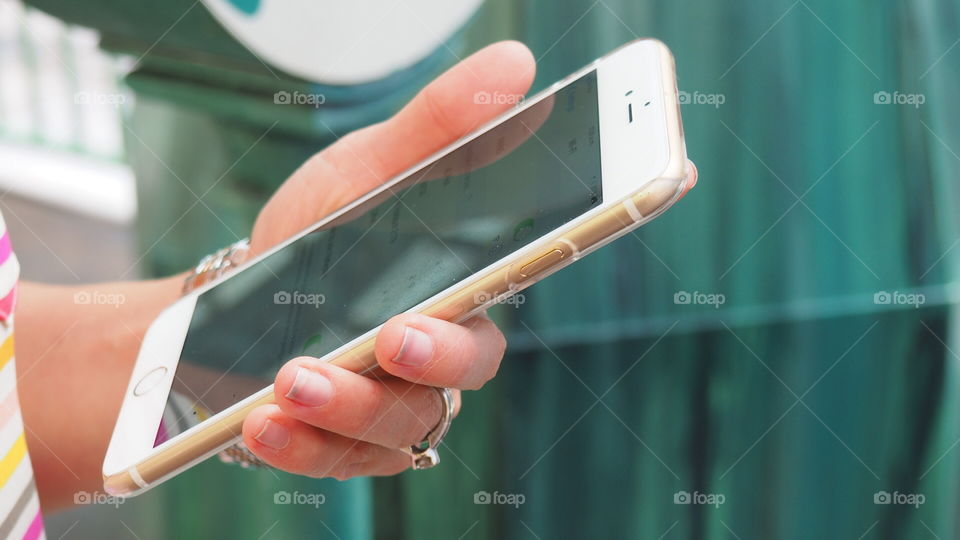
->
[[155, 71, 603, 445]]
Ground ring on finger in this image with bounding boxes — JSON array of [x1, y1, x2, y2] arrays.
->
[[405, 387, 455, 470]]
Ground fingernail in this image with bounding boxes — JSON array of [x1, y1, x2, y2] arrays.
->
[[286, 367, 334, 406], [392, 326, 434, 367], [254, 419, 290, 450]]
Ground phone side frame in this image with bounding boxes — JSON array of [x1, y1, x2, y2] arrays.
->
[[104, 38, 687, 496]]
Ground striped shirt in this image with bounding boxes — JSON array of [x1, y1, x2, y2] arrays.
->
[[0, 214, 45, 539]]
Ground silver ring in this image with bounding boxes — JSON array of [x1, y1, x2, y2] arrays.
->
[[407, 387, 455, 470]]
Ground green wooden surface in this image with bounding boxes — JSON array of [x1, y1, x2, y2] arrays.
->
[[33, 0, 960, 538]]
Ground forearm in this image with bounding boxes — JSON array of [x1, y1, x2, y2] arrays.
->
[[15, 276, 183, 510]]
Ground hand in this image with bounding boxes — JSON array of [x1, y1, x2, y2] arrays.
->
[[240, 41, 698, 479], [240, 42, 534, 478]]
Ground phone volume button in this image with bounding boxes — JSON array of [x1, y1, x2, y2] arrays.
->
[[518, 249, 566, 280]]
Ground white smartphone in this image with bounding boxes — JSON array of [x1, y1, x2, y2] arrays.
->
[[104, 38, 691, 496]]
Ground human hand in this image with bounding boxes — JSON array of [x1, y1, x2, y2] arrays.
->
[[241, 40, 698, 479], [241, 41, 534, 478]]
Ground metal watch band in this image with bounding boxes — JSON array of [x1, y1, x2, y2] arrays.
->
[[181, 238, 251, 295], [181, 238, 267, 468]]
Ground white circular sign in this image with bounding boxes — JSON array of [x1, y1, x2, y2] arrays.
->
[[200, 0, 483, 85]]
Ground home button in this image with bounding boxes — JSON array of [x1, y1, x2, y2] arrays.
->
[[134, 367, 168, 396]]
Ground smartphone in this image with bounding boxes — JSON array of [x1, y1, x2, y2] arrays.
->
[[104, 38, 691, 496]]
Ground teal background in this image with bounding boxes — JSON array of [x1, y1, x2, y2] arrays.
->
[[28, 0, 960, 538]]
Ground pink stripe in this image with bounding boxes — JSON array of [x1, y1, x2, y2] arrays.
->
[[0, 388, 19, 429], [0, 234, 12, 267], [0, 287, 15, 322], [20, 510, 43, 540]]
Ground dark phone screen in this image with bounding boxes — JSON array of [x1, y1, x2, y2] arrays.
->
[[154, 70, 603, 445]]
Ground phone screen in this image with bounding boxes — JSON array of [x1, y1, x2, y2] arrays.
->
[[154, 70, 603, 445]]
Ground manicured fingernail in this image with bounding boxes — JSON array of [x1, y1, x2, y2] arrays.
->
[[286, 367, 333, 406], [392, 327, 434, 367], [254, 419, 290, 450]]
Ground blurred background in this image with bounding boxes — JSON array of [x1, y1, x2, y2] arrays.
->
[[3, 0, 960, 538]]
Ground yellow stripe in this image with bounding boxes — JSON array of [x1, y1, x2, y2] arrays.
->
[[0, 433, 26, 487], [0, 335, 12, 371]]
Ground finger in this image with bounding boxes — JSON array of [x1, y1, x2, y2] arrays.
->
[[680, 159, 698, 197], [375, 313, 506, 390], [270, 358, 453, 448], [242, 404, 410, 480], [451, 388, 462, 417], [377, 40, 536, 164], [413, 92, 555, 181], [252, 41, 536, 253]]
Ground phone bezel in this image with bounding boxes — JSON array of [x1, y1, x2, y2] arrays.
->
[[104, 38, 684, 493]]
